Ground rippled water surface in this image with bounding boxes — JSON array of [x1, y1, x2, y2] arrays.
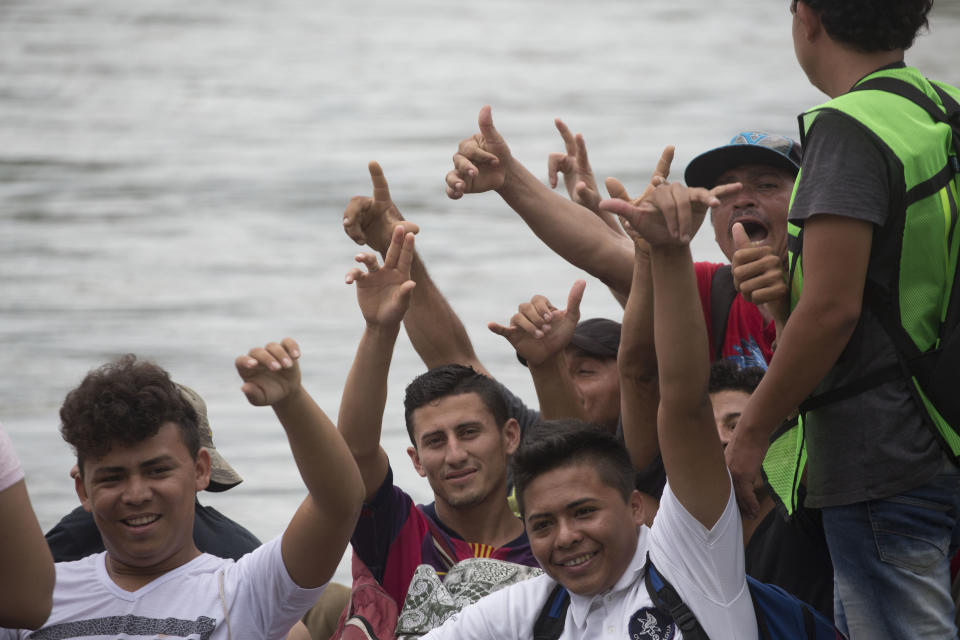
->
[[3, 0, 958, 582]]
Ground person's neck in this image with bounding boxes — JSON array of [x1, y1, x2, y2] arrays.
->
[[816, 46, 904, 98], [104, 545, 203, 592], [433, 492, 524, 548], [741, 487, 775, 547]]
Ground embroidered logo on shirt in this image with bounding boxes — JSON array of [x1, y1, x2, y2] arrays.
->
[[628, 607, 676, 640]]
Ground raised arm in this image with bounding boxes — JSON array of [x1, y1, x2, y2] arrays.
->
[[0, 426, 54, 630], [601, 181, 741, 528], [445, 106, 637, 298], [488, 280, 588, 421], [343, 162, 488, 375], [338, 225, 418, 501], [236, 338, 365, 589]]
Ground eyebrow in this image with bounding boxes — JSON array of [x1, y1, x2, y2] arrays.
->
[[419, 421, 485, 442], [526, 497, 595, 522], [90, 455, 176, 477]]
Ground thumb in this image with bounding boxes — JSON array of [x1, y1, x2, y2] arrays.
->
[[478, 105, 505, 146], [604, 177, 631, 202], [566, 279, 586, 316], [368, 161, 392, 203], [732, 222, 753, 251], [487, 321, 511, 339]]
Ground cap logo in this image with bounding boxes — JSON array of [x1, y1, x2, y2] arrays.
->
[[734, 132, 768, 145]]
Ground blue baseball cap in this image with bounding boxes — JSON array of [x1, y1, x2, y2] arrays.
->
[[684, 131, 802, 189]]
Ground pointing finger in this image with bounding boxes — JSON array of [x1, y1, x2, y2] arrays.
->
[[555, 118, 577, 155]]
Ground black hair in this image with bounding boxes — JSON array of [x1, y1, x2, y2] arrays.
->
[[800, 0, 933, 52], [708, 360, 764, 395], [60, 355, 201, 472], [403, 364, 509, 445], [511, 419, 635, 516]]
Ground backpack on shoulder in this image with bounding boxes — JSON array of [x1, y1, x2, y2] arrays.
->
[[531, 554, 846, 640], [328, 551, 400, 640]]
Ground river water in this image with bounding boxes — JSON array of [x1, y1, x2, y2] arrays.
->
[[2, 0, 958, 583]]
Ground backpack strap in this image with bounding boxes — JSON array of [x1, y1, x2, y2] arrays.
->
[[532, 583, 570, 640], [710, 264, 738, 360], [643, 554, 709, 640]]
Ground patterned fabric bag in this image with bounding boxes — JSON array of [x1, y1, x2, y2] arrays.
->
[[395, 558, 542, 639]]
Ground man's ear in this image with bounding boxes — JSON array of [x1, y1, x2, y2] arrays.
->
[[795, 0, 821, 42], [629, 490, 645, 527], [195, 447, 212, 492], [75, 467, 91, 513], [407, 446, 427, 478], [502, 418, 521, 456]]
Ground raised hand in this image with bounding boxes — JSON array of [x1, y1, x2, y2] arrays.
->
[[446, 105, 513, 198], [731, 222, 789, 326], [548, 119, 603, 212], [343, 162, 420, 254], [488, 280, 586, 367], [603, 145, 675, 247], [345, 225, 417, 329], [601, 181, 741, 248], [236, 337, 303, 407]]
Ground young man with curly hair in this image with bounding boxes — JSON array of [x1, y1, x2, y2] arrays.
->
[[725, 1, 960, 636], [1, 344, 364, 639]]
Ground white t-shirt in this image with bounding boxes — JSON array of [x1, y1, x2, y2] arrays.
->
[[0, 536, 324, 640], [0, 423, 24, 493], [420, 479, 758, 640]]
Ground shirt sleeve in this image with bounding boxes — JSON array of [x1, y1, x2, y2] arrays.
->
[[0, 424, 24, 493], [649, 478, 758, 640], [790, 111, 891, 226], [225, 536, 327, 640]]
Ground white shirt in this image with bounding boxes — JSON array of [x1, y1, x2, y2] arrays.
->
[[0, 424, 24, 493], [1, 536, 325, 640], [420, 479, 758, 640]]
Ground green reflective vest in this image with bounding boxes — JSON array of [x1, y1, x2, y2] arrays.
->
[[766, 66, 960, 514]]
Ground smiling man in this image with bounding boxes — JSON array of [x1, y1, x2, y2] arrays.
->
[[1, 343, 364, 639], [339, 226, 538, 611], [418, 183, 765, 640]]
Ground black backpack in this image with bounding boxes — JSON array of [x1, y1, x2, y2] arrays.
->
[[532, 554, 846, 640]]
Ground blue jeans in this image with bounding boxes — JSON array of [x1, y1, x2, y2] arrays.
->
[[822, 459, 960, 639]]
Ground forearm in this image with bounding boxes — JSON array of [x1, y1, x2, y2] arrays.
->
[[650, 245, 728, 527], [738, 295, 859, 441], [529, 352, 586, 421], [0, 480, 54, 630], [275, 386, 365, 515], [618, 245, 660, 469], [498, 158, 635, 296], [338, 324, 400, 496], [403, 255, 487, 374]]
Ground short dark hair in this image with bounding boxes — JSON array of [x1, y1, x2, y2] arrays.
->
[[60, 355, 201, 472], [511, 420, 635, 517], [708, 360, 764, 395], [800, 0, 933, 52], [403, 364, 509, 445]]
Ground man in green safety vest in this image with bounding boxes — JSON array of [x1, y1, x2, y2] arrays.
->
[[725, 1, 960, 638]]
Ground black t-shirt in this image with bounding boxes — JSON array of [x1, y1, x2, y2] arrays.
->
[[745, 489, 834, 620], [46, 498, 262, 562], [789, 110, 943, 508]]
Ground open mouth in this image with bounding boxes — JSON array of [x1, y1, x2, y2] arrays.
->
[[731, 216, 770, 244], [122, 514, 160, 528]]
